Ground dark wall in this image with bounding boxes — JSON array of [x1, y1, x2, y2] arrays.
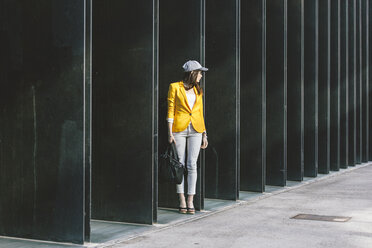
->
[[370, 0, 372, 161], [340, 0, 349, 168], [318, 0, 331, 174], [158, 0, 205, 210], [205, 0, 239, 200], [0, 0, 85, 244], [287, 0, 304, 181], [240, 0, 266, 192], [266, 0, 287, 186], [361, 0, 368, 163], [85, 0, 92, 240], [348, 0, 356, 166], [355, 0, 362, 164], [304, 0, 318, 177], [92, 0, 156, 224], [330, 0, 340, 171]]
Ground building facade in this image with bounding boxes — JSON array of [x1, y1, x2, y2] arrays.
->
[[0, 0, 371, 244]]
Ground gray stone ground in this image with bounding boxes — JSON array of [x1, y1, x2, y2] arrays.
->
[[109, 165, 372, 248]]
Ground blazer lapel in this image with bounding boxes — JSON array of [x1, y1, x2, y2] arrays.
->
[[179, 82, 192, 112]]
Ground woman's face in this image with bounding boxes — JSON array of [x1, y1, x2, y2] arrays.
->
[[196, 71, 202, 83]]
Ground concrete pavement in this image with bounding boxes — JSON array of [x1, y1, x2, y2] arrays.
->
[[108, 164, 372, 248]]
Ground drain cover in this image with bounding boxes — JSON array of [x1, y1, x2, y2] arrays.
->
[[291, 214, 351, 222]]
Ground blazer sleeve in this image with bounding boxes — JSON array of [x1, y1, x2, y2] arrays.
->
[[200, 95, 207, 133], [167, 84, 176, 120]]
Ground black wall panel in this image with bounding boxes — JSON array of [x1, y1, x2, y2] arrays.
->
[[370, 0, 372, 161], [304, 0, 318, 177], [205, 0, 239, 200], [361, 0, 368, 163], [92, 0, 156, 224], [348, 0, 356, 166], [340, 0, 349, 168], [0, 0, 85, 244], [85, 0, 92, 241], [266, 0, 287, 186], [158, 0, 205, 210], [287, 0, 304, 181], [355, 0, 362, 164], [330, 0, 340, 171], [240, 0, 266, 192], [318, 0, 331, 174]]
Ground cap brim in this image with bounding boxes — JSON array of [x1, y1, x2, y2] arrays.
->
[[200, 67, 208, 71]]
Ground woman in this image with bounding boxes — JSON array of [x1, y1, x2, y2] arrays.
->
[[167, 60, 208, 214]]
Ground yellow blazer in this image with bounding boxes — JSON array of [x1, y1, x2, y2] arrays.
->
[[167, 81, 206, 133]]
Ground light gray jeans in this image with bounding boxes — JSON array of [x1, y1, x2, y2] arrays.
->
[[173, 123, 202, 195]]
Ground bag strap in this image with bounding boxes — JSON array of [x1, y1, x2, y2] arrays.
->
[[170, 142, 179, 160], [161, 144, 171, 158]]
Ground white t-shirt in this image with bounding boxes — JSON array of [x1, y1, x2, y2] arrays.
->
[[186, 91, 196, 110]]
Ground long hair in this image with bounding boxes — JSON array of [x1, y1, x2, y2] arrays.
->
[[183, 70, 203, 95]]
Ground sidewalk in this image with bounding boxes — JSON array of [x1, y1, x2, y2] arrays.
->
[[1, 163, 371, 248], [109, 163, 372, 248]]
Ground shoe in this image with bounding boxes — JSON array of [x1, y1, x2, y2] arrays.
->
[[179, 207, 187, 214], [187, 207, 195, 214]]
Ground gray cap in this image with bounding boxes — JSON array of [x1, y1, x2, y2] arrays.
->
[[182, 60, 208, 72]]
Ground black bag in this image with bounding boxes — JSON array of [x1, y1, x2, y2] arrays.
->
[[159, 142, 185, 184]]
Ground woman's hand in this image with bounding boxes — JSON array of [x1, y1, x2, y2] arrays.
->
[[167, 122, 176, 144], [168, 133, 176, 144], [201, 136, 208, 149]]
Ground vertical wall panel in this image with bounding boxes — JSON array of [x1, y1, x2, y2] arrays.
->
[[361, 0, 368, 162], [0, 0, 85, 244], [92, 0, 156, 224], [266, 0, 287, 186], [153, 0, 159, 223], [287, 0, 304, 181], [330, 0, 340, 171], [304, 0, 318, 177], [318, 0, 331, 174], [370, 0, 372, 161], [348, 0, 356, 166], [205, 0, 239, 200], [240, 0, 266, 192], [158, 0, 205, 210], [85, 0, 92, 241], [365, 0, 370, 162], [355, 0, 362, 164], [340, 0, 349, 168]]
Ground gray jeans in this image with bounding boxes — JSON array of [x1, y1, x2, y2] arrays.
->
[[173, 123, 202, 195]]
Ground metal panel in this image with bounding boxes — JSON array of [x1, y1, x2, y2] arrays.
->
[[204, 0, 240, 200], [370, 0, 372, 161], [355, 0, 362, 164], [287, 0, 304, 181], [348, 0, 356, 166], [318, 0, 331, 174], [361, 0, 369, 163], [0, 0, 86, 244], [158, 0, 205, 210], [340, 0, 349, 168], [91, 0, 157, 224], [266, 0, 287, 186], [85, 0, 92, 241], [153, 0, 159, 224], [330, 0, 341, 171], [240, 0, 266, 192], [304, 0, 319, 177]]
